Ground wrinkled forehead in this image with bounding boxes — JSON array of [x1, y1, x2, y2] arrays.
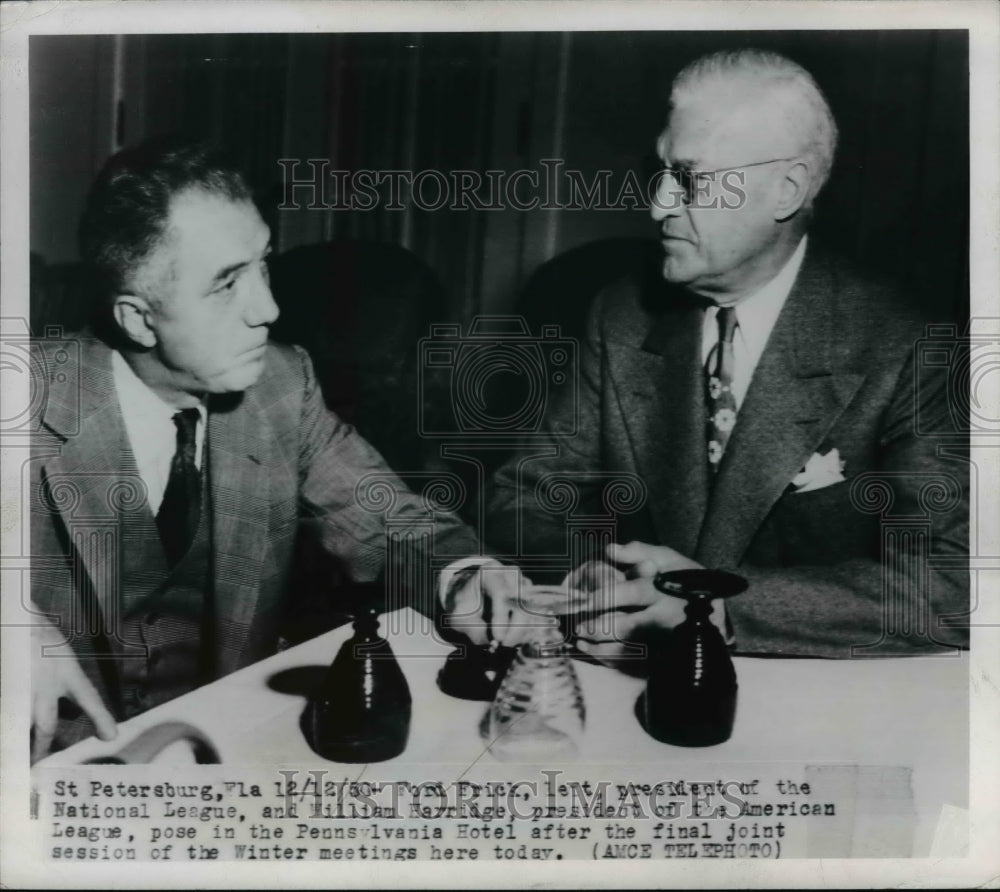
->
[[164, 187, 267, 246], [657, 84, 797, 169], [137, 187, 268, 287]]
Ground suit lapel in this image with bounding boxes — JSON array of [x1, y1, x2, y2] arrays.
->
[[207, 388, 272, 675], [611, 300, 709, 556], [696, 250, 865, 566], [38, 338, 165, 635]]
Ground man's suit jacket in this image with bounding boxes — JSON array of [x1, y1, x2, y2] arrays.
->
[[30, 336, 481, 741], [489, 244, 969, 656]]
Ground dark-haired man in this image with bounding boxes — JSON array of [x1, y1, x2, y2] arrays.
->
[[29, 140, 526, 761], [489, 48, 969, 659]]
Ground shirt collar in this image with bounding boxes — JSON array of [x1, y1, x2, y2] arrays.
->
[[111, 349, 207, 428], [725, 236, 808, 356]]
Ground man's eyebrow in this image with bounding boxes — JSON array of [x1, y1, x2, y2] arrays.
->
[[208, 240, 272, 287], [210, 260, 248, 286]]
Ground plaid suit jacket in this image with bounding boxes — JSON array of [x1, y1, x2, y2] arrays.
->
[[30, 335, 481, 742], [489, 244, 969, 656]]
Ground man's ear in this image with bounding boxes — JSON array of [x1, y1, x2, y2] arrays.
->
[[774, 160, 812, 221], [112, 295, 157, 348]]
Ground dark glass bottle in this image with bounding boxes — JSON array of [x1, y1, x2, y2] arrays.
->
[[302, 608, 411, 762], [639, 569, 746, 747]]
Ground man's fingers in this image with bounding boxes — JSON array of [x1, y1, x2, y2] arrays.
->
[[488, 593, 516, 646], [589, 578, 662, 613], [633, 559, 662, 579], [479, 564, 523, 646], [446, 563, 537, 647], [574, 636, 648, 670], [575, 608, 643, 643], [576, 591, 689, 642], [709, 599, 729, 640], [501, 606, 540, 648], [64, 667, 117, 742], [31, 691, 58, 764], [31, 609, 117, 758], [564, 560, 626, 594], [575, 638, 623, 662], [606, 541, 700, 575], [607, 542, 674, 576], [445, 599, 490, 646], [490, 595, 544, 648], [442, 576, 490, 645], [607, 541, 659, 566]]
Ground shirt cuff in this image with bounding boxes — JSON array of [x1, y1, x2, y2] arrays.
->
[[438, 556, 497, 610]]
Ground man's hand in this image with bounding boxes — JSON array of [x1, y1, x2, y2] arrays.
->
[[574, 575, 689, 664], [31, 608, 117, 764], [443, 560, 541, 648], [563, 558, 625, 594], [573, 541, 727, 666], [607, 540, 702, 577]]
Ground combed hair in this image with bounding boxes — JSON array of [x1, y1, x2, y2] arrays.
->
[[670, 48, 839, 202], [79, 137, 253, 300]]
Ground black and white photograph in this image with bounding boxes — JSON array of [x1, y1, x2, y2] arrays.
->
[[1, 1, 997, 888]]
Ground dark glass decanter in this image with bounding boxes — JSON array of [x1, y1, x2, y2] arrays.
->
[[638, 568, 747, 747], [302, 608, 411, 762]]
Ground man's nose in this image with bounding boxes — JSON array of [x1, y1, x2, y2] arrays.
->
[[245, 265, 280, 327], [649, 171, 685, 222]]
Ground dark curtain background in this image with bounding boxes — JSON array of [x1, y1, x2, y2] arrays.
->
[[31, 30, 968, 326]]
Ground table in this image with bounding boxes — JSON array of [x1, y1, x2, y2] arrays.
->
[[36, 609, 968, 858]]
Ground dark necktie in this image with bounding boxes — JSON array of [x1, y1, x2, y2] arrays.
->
[[156, 408, 202, 567], [706, 306, 738, 473]]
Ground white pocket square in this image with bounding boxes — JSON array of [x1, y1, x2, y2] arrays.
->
[[791, 448, 846, 493]]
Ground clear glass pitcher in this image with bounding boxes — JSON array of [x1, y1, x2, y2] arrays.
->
[[485, 614, 585, 762]]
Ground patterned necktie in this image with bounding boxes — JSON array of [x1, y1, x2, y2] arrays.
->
[[706, 306, 738, 473], [156, 408, 202, 567]]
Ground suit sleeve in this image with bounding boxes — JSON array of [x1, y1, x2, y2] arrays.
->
[[729, 342, 970, 657], [291, 346, 481, 616], [487, 297, 610, 572]]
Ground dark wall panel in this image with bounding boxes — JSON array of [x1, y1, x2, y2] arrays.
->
[[30, 30, 968, 326]]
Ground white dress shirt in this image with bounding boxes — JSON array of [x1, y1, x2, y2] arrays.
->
[[112, 350, 207, 515], [701, 237, 808, 409]]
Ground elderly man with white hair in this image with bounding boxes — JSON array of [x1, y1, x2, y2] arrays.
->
[[489, 48, 968, 658]]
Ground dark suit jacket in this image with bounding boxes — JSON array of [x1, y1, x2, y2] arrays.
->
[[489, 244, 969, 656], [30, 336, 481, 744]]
